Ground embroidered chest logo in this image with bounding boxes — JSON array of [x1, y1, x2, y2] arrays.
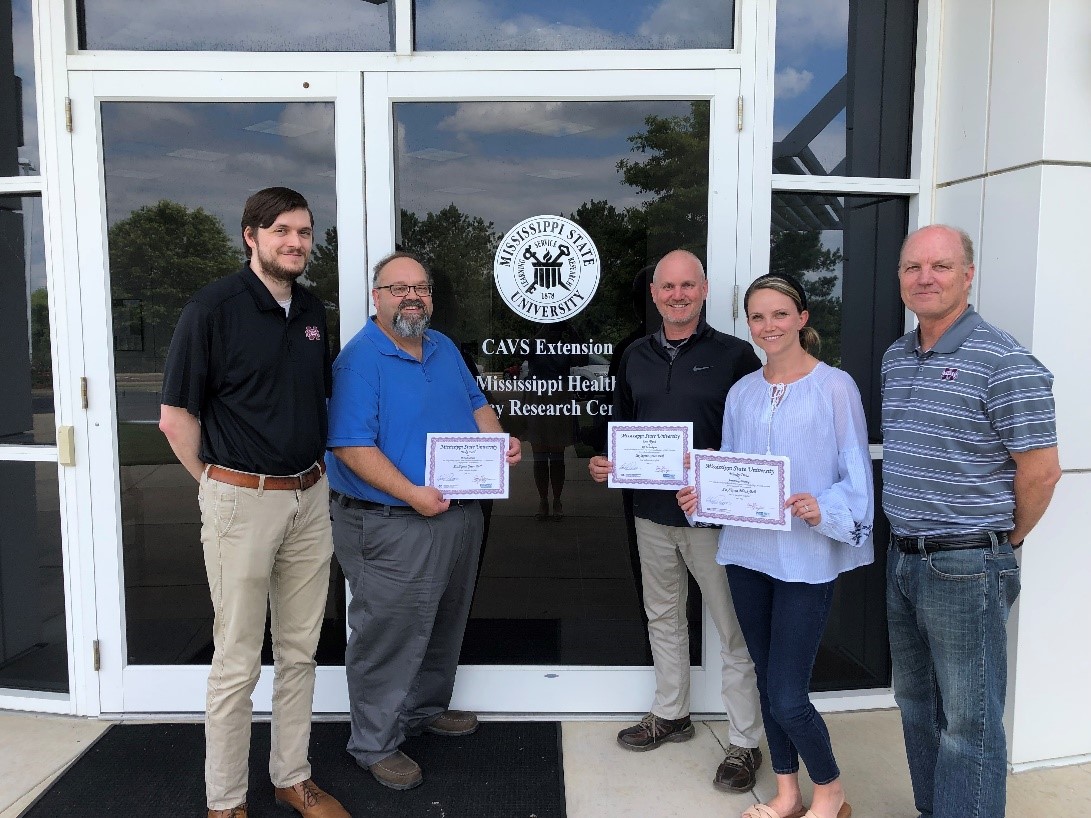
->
[[304, 326, 322, 341], [941, 367, 958, 381]]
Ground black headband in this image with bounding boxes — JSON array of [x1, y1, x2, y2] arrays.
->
[[752, 273, 808, 311]]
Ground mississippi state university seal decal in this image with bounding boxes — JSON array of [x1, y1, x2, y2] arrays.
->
[[493, 215, 600, 323]]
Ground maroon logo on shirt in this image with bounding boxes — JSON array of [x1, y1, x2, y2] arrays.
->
[[305, 326, 321, 341], [941, 367, 959, 381]]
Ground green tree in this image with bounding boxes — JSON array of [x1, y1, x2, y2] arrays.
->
[[302, 225, 340, 351], [30, 287, 51, 388], [618, 101, 711, 259], [400, 204, 500, 347], [769, 229, 844, 366], [108, 200, 241, 365]]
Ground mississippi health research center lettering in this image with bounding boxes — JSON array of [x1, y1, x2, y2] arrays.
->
[[485, 215, 612, 419]]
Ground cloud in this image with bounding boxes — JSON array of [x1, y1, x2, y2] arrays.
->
[[774, 0, 848, 59], [774, 67, 815, 100], [81, 0, 392, 50], [638, 0, 733, 48]]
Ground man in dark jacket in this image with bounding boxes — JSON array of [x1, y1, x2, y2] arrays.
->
[[589, 249, 764, 792]]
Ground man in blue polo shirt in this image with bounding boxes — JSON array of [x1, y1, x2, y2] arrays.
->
[[882, 224, 1061, 818], [327, 251, 521, 791]]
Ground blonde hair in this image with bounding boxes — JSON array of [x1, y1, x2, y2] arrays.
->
[[743, 276, 822, 356]]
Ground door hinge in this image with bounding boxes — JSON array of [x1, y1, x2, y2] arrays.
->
[[80, 376, 89, 409], [737, 96, 744, 132], [92, 639, 101, 672], [65, 97, 73, 133], [732, 284, 740, 320]]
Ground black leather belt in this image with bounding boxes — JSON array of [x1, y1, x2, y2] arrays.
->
[[330, 490, 475, 513], [893, 531, 1009, 555]]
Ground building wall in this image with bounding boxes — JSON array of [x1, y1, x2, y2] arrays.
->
[[933, 0, 1091, 767]]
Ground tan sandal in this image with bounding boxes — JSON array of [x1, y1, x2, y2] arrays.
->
[[742, 805, 807, 818], [804, 803, 851, 818]]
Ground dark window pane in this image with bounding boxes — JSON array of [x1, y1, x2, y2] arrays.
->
[[77, 0, 394, 51], [0, 461, 68, 693], [773, 0, 917, 178], [101, 102, 344, 665], [415, 0, 734, 51], [2, 0, 37, 174], [0, 194, 53, 445], [395, 99, 711, 666], [769, 191, 907, 439]]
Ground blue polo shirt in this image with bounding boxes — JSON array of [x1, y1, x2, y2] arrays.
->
[[326, 317, 488, 505], [880, 306, 1056, 537]]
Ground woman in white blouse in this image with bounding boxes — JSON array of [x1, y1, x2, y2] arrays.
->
[[678, 273, 873, 818]]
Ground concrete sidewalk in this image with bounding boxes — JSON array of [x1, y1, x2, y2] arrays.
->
[[2, 709, 1089, 817]]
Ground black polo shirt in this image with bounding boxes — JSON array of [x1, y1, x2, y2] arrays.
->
[[162, 264, 332, 475]]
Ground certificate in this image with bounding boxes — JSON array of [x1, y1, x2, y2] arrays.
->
[[690, 451, 792, 531], [425, 433, 510, 499], [607, 422, 692, 489]]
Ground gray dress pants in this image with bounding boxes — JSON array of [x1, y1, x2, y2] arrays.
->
[[332, 499, 483, 767]]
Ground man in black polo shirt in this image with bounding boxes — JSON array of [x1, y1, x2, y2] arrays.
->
[[160, 187, 349, 818], [588, 249, 764, 792]]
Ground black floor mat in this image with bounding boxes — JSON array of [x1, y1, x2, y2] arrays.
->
[[20, 721, 565, 817]]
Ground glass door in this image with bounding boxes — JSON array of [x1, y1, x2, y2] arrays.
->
[[73, 70, 365, 713], [367, 69, 743, 712]]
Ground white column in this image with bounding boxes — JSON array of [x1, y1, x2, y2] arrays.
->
[[932, 0, 1091, 769]]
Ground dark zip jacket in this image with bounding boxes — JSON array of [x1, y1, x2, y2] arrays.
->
[[612, 319, 761, 527]]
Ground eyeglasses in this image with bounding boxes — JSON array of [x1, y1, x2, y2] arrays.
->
[[375, 283, 434, 297]]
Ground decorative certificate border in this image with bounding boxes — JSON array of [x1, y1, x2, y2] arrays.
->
[[692, 451, 790, 528], [425, 433, 508, 498], [607, 422, 692, 488]]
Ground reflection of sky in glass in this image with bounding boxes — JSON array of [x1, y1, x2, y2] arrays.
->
[[7, 0, 37, 173], [101, 102, 336, 249], [395, 100, 694, 231], [772, 0, 848, 175], [79, 0, 393, 51], [416, 0, 733, 50]]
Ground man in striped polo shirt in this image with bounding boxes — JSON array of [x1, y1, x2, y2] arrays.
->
[[882, 224, 1061, 818]]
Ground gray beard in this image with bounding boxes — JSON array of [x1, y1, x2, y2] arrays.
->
[[393, 311, 430, 338]]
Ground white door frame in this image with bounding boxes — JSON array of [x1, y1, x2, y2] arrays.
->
[[71, 66, 748, 715], [368, 68, 743, 714]]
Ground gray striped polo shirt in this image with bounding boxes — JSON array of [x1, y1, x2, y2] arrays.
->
[[880, 305, 1056, 537]]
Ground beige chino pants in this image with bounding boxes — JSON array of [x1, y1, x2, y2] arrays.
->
[[199, 471, 333, 810], [634, 517, 763, 748]]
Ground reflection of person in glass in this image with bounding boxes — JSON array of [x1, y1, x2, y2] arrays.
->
[[678, 273, 874, 818], [158, 188, 349, 818], [326, 251, 521, 792], [588, 249, 765, 793], [525, 321, 584, 521]]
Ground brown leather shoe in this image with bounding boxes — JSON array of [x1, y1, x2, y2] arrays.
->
[[616, 713, 695, 751], [273, 779, 350, 817], [368, 750, 423, 790], [423, 710, 479, 737], [713, 744, 763, 792], [207, 806, 247, 818]]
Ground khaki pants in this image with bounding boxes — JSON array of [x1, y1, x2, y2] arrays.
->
[[199, 471, 333, 810], [634, 517, 763, 748]]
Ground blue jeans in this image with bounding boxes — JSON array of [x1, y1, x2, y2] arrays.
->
[[887, 536, 1020, 818], [726, 565, 839, 784]]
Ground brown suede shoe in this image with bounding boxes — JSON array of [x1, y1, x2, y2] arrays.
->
[[368, 750, 423, 790], [273, 779, 350, 817], [423, 710, 479, 737], [207, 806, 247, 818]]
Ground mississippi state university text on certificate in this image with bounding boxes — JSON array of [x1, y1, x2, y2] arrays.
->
[[425, 433, 510, 499], [691, 451, 791, 531], [607, 422, 693, 489]]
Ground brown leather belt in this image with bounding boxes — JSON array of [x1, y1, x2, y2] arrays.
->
[[206, 461, 326, 491]]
